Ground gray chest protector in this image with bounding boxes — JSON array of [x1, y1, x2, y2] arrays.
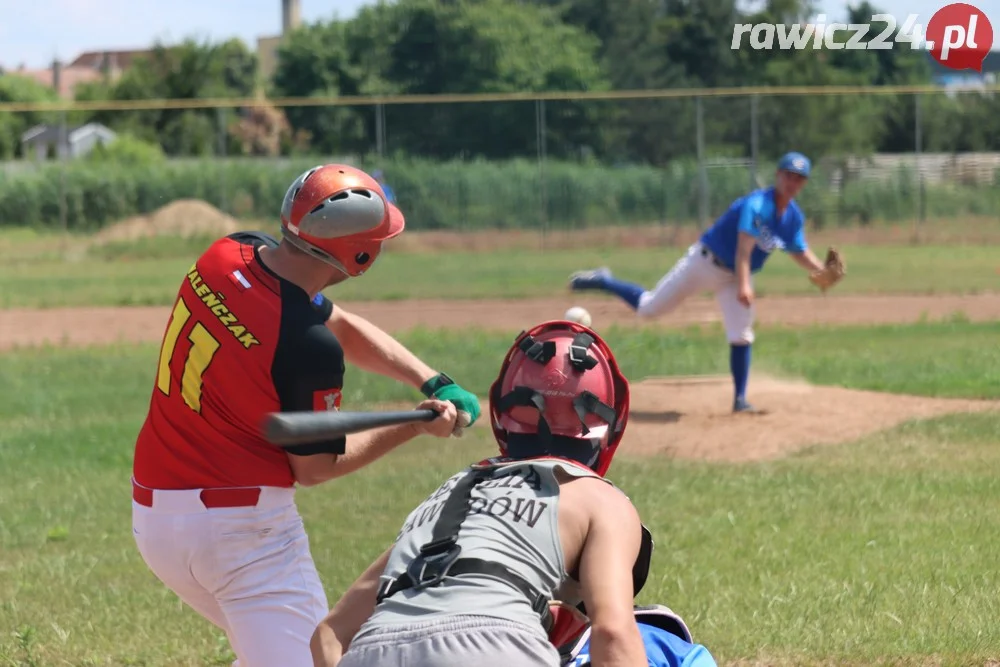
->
[[375, 457, 654, 633]]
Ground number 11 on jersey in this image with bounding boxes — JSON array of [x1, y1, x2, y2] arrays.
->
[[157, 296, 221, 413]]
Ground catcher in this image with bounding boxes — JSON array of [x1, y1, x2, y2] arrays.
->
[[310, 320, 682, 667], [569, 151, 845, 414]]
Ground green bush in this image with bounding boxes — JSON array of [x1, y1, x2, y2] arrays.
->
[[0, 156, 996, 231], [85, 133, 166, 167]]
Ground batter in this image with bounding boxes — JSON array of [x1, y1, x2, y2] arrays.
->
[[130, 164, 479, 667]]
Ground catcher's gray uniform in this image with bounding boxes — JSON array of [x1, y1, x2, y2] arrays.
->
[[339, 458, 613, 667]]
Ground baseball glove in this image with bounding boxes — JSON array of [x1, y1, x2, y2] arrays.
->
[[809, 246, 846, 292]]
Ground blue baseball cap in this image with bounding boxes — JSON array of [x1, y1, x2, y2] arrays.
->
[[777, 151, 811, 178]]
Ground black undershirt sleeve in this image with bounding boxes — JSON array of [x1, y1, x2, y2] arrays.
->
[[271, 282, 346, 456]]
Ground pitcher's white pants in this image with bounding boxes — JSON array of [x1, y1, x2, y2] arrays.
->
[[636, 242, 755, 344], [131, 481, 328, 667]]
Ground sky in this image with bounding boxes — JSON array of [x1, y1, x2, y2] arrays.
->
[[0, 0, 990, 71]]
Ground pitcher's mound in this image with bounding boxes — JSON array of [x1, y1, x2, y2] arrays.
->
[[623, 374, 1000, 463]]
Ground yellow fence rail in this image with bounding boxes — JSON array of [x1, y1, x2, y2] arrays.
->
[[1, 82, 997, 113]]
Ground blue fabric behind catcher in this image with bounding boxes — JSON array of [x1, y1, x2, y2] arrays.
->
[[565, 606, 717, 667]]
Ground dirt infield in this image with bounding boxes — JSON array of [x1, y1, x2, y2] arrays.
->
[[623, 374, 1000, 462], [377, 371, 1000, 464], [3, 292, 1000, 351], [434, 371, 1000, 463], [3, 292, 998, 464]]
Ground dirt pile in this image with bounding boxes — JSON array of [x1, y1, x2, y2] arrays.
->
[[90, 199, 240, 245]]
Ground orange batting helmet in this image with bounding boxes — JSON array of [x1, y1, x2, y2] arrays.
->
[[279, 164, 405, 276]]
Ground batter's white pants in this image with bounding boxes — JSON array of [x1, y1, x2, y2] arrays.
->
[[636, 242, 755, 344], [131, 481, 328, 667]]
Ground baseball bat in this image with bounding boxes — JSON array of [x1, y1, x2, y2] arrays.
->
[[263, 408, 438, 447]]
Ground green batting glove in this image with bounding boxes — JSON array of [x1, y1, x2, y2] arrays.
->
[[421, 373, 481, 436]]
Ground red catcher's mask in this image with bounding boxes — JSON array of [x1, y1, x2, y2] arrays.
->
[[489, 321, 630, 477]]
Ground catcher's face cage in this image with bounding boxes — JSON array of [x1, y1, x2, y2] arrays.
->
[[279, 164, 405, 277], [489, 320, 630, 477]]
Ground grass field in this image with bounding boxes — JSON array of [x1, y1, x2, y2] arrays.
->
[[1, 228, 999, 308], [2, 321, 1000, 666]]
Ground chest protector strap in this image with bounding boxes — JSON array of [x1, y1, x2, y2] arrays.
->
[[375, 466, 553, 626]]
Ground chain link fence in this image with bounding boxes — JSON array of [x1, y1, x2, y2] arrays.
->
[[2, 86, 999, 243]]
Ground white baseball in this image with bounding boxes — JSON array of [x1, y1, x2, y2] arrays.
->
[[564, 306, 592, 327]]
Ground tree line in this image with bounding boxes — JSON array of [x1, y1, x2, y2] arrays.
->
[[2, 0, 999, 165]]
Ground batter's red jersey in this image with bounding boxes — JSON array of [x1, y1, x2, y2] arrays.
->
[[133, 232, 347, 490]]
